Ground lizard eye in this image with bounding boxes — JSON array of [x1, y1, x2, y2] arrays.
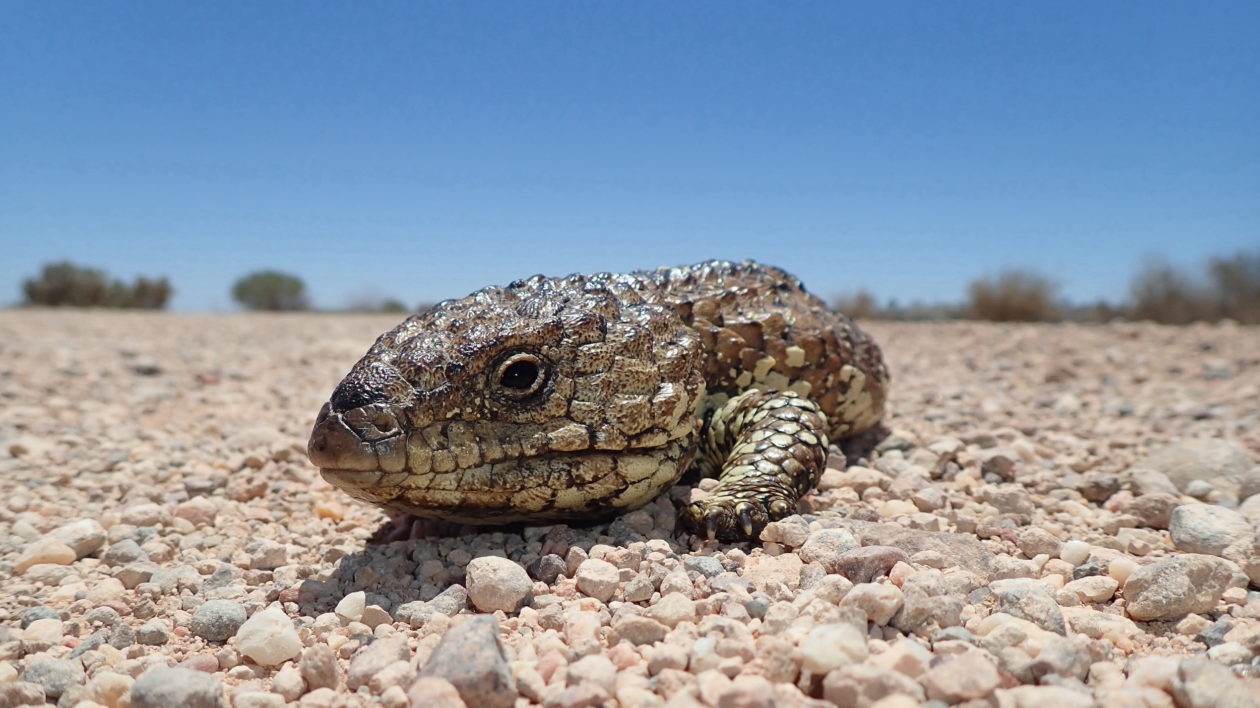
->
[[495, 353, 547, 397]]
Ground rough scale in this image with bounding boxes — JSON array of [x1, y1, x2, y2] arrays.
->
[[307, 260, 889, 540]]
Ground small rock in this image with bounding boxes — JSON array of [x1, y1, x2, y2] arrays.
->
[[1171, 657, 1256, 707], [646, 592, 696, 628], [1132, 439, 1254, 500], [1124, 554, 1235, 621], [1126, 492, 1180, 530], [234, 606, 303, 666], [45, 519, 107, 558], [406, 677, 468, 708], [22, 659, 86, 700], [840, 583, 904, 626], [347, 637, 409, 690], [465, 556, 533, 613], [418, 616, 516, 708], [1060, 576, 1119, 604], [989, 578, 1066, 634], [574, 558, 619, 602], [300, 644, 341, 691], [335, 591, 366, 622], [130, 667, 226, 708], [526, 554, 566, 583], [831, 546, 908, 583], [798, 529, 860, 570], [922, 651, 1002, 703], [190, 600, 247, 642], [610, 614, 668, 645], [1169, 504, 1252, 556], [14, 539, 77, 574], [798, 622, 869, 675], [822, 664, 925, 706], [1059, 541, 1091, 566]]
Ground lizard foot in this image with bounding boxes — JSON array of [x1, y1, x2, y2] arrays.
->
[[681, 490, 797, 541]]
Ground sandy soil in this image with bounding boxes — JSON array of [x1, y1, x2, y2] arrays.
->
[[2, 311, 1259, 707]]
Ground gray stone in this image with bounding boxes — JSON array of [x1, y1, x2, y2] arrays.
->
[[418, 616, 516, 708], [1132, 439, 1254, 499], [21, 659, 85, 700], [1125, 554, 1235, 621], [20, 606, 59, 628], [465, 556, 532, 613], [1171, 657, 1255, 708], [526, 554, 566, 583], [831, 546, 908, 583], [990, 579, 1066, 635], [130, 667, 226, 708], [190, 600, 247, 642], [347, 637, 408, 691], [683, 555, 724, 578], [1169, 504, 1252, 556]]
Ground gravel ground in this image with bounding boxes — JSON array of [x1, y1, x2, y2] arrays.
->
[[2, 310, 1260, 708]]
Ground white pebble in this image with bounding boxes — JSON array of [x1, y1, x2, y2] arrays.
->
[[335, 591, 366, 622], [1108, 557, 1138, 584], [1059, 540, 1091, 566], [234, 606, 303, 666], [799, 622, 869, 675]]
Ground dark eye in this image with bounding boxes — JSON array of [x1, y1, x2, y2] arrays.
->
[[495, 353, 547, 397]]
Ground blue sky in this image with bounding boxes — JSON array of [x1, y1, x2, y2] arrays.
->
[[2, 3, 1257, 310]]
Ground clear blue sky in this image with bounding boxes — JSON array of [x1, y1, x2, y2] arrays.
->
[[2, 3, 1257, 310]]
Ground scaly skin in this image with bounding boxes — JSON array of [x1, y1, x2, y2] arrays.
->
[[308, 260, 889, 540]]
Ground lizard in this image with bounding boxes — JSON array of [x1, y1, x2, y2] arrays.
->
[[307, 260, 889, 540]]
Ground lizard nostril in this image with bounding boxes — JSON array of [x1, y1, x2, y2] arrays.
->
[[372, 412, 397, 431]]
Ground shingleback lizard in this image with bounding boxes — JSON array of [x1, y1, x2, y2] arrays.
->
[[307, 260, 889, 540]]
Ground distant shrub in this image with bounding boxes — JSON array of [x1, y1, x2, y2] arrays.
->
[[22, 262, 172, 309], [231, 270, 309, 311], [1128, 258, 1216, 324], [830, 291, 879, 319], [1208, 250, 1260, 324], [343, 295, 409, 314], [966, 269, 1060, 322]]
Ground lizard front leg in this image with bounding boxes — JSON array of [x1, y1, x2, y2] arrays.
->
[[682, 389, 829, 540]]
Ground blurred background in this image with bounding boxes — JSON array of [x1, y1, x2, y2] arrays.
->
[[2, 3, 1256, 322]]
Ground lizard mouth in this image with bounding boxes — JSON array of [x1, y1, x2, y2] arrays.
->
[[307, 402, 407, 473]]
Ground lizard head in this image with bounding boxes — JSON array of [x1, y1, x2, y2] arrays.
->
[[308, 274, 707, 524]]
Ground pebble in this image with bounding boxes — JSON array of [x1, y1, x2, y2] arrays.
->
[[417, 616, 516, 708], [335, 591, 366, 622], [1171, 657, 1256, 707], [190, 599, 247, 642], [840, 583, 904, 625], [1060, 576, 1119, 604], [798, 528, 859, 570], [574, 558, 620, 602], [799, 622, 869, 675], [465, 556, 533, 612], [990, 578, 1067, 635], [300, 644, 341, 691], [22, 659, 86, 700], [1169, 503, 1253, 556], [407, 677, 468, 708], [1059, 540, 1091, 566], [14, 539, 77, 574], [832, 546, 909, 583], [822, 664, 925, 706], [129, 666, 226, 708], [922, 651, 1002, 703], [347, 637, 409, 690], [1133, 439, 1253, 499], [45, 519, 107, 558], [1124, 554, 1236, 621], [610, 614, 668, 645], [647, 592, 697, 628], [234, 606, 303, 666]]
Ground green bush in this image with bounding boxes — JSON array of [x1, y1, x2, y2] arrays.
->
[[22, 262, 172, 309], [231, 270, 309, 311], [966, 269, 1060, 322]]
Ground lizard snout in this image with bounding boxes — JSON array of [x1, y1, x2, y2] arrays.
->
[[307, 401, 404, 471]]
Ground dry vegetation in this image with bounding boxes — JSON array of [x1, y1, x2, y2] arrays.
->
[[833, 250, 1260, 325]]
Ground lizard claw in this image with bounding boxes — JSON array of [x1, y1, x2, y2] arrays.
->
[[735, 502, 757, 538]]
